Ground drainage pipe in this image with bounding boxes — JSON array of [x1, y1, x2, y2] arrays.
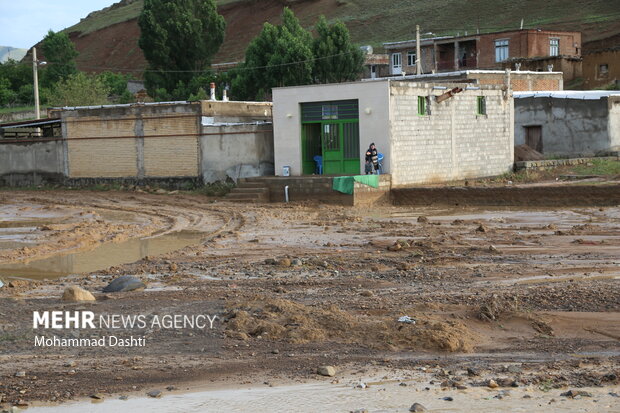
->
[[285, 185, 289, 203]]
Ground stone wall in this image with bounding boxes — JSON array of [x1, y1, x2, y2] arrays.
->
[[389, 82, 514, 187]]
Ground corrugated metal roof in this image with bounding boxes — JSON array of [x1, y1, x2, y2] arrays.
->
[[514, 91, 620, 100], [0, 118, 61, 129]]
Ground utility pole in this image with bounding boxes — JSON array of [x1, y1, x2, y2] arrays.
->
[[416, 25, 422, 75], [32, 47, 40, 120]]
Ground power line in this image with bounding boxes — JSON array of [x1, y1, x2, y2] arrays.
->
[[74, 50, 358, 73]]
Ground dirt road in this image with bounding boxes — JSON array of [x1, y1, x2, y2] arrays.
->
[[0, 190, 618, 411]]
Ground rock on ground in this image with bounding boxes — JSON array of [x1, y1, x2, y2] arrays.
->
[[409, 402, 427, 412], [317, 365, 336, 377], [102, 275, 146, 293], [62, 286, 96, 302]]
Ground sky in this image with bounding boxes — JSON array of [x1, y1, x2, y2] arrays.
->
[[0, 0, 117, 49]]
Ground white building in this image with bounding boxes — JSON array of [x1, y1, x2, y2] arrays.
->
[[272, 79, 514, 187]]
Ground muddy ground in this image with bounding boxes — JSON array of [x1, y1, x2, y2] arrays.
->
[[0, 190, 619, 410]]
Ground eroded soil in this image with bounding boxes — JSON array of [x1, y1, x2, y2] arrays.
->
[[0, 190, 618, 410]]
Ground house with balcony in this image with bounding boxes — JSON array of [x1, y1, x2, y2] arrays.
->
[[383, 29, 581, 82]]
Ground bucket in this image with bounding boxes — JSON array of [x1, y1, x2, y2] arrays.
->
[[282, 166, 290, 177]]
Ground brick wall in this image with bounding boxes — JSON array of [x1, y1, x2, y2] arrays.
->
[[473, 72, 563, 91], [63, 103, 201, 178], [389, 82, 513, 187], [66, 117, 138, 178], [142, 114, 199, 177]]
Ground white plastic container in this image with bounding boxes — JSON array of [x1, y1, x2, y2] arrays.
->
[[282, 166, 290, 176]]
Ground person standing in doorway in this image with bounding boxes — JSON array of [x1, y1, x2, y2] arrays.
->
[[365, 143, 379, 174]]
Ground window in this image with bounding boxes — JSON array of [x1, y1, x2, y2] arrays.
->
[[550, 38, 559, 56], [321, 104, 338, 120], [495, 39, 509, 62], [391, 53, 402, 74], [477, 96, 486, 115], [418, 96, 430, 116], [598, 64, 609, 79], [407, 51, 416, 66]]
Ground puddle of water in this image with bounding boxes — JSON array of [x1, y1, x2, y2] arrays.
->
[[25, 381, 620, 413], [0, 231, 205, 280]]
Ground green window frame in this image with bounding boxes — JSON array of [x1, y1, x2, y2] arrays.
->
[[477, 96, 486, 115], [417, 96, 426, 116], [418, 96, 431, 116]]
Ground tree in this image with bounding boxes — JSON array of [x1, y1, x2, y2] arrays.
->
[[0, 59, 33, 106], [312, 16, 364, 84], [0, 77, 17, 106], [97, 71, 134, 103], [232, 8, 313, 101], [41, 30, 78, 87], [138, 0, 226, 100], [48, 72, 110, 107]]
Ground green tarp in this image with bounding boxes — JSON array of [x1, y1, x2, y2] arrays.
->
[[332, 175, 379, 195]]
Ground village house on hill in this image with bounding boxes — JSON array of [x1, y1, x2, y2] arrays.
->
[[381, 29, 582, 83]]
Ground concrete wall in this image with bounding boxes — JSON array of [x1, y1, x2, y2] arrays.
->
[[0, 139, 65, 186], [201, 123, 274, 183], [608, 96, 620, 152], [389, 82, 514, 187], [242, 174, 391, 206], [272, 81, 391, 176], [57, 100, 274, 183], [514, 96, 615, 157]]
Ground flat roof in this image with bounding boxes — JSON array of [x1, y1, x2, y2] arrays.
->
[[273, 77, 504, 91], [49, 99, 272, 113], [514, 91, 620, 100], [365, 69, 562, 82], [383, 28, 581, 48]]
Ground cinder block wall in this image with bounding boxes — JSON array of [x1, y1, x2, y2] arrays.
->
[[389, 82, 514, 187]]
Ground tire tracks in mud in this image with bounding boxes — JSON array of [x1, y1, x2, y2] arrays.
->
[[0, 192, 247, 266]]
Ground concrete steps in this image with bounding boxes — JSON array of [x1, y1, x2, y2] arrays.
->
[[224, 181, 269, 203]]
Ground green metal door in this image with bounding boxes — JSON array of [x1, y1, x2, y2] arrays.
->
[[321, 123, 342, 175], [300, 100, 360, 176], [342, 122, 360, 174]]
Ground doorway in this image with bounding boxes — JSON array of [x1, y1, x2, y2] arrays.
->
[[301, 100, 360, 175], [525, 125, 543, 153]]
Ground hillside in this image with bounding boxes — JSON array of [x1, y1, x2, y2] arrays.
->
[[0, 46, 27, 63], [55, 0, 620, 75]]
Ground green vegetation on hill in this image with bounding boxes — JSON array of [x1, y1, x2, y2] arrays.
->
[[65, 0, 620, 45], [65, 0, 144, 36], [64, 0, 242, 37]]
